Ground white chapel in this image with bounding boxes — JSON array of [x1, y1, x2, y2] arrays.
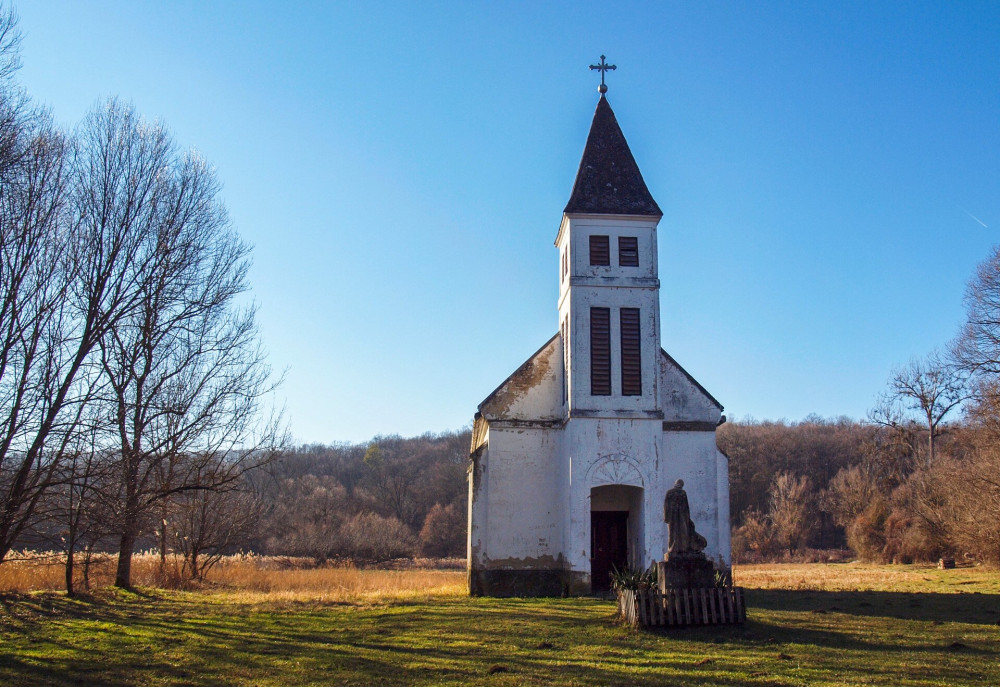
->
[[468, 87, 731, 597]]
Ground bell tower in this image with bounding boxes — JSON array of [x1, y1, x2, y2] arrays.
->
[[555, 94, 664, 421]]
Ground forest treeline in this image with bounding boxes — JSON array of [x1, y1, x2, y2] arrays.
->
[[37, 396, 999, 583], [16, 431, 472, 588], [720, 413, 999, 565]]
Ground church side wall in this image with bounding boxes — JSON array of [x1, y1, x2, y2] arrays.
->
[[662, 430, 731, 568], [467, 441, 487, 589], [716, 448, 732, 569], [468, 426, 566, 596]]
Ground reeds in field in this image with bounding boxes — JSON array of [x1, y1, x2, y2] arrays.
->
[[0, 550, 200, 592], [0, 551, 466, 601], [2, 553, 997, 601], [202, 559, 466, 602]]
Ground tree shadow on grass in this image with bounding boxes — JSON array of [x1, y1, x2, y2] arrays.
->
[[746, 589, 1000, 626], [3, 592, 999, 686], [0, 595, 755, 686]]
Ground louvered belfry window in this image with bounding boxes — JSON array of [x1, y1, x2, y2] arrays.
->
[[620, 308, 642, 395], [619, 236, 639, 266], [590, 307, 611, 395], [589, 235, 610, 266]]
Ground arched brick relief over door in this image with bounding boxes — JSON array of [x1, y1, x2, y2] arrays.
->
[[587, 453, 644, 489]]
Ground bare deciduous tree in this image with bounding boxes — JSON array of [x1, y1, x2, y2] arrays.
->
[[873, 355, 967, 468], [2, 93, 187, 566], [823, 464, 880, 530], [418, 503, 464, 557], [57, 425, 114, 596], [768, 472, 814, 554], [265, 474, 350, 564], [361, 442, 420, 529], [339, 512, 415, 563], [0, 4, 19, 83], [955, 245, 1000, 376], [170, 477, 262, 580], [80, 99, 282, 588], [0, 10, 83, 562]]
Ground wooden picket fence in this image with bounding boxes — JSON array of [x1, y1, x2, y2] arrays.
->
[[618, 587, 746, 627]]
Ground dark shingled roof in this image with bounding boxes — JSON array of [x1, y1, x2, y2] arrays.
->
[[564, 96, 661, 216]]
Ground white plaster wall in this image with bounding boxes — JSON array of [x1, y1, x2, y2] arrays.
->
[[659, 352, 723, 423], [472, 421, 731, 581], [556, 215, 660, 297], [661, 431, 731, 567], [478, 336, 564, 422], [715, 449, 732, 567], [563, 417, 663, 579], [468, 444, 487, 566], [627, 487, 646, 570], [556, 215, 662, 417], [475, 427, 564, 567], [563, 285, 661, 415]]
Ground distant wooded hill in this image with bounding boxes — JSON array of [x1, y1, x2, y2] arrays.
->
[[19, 411, 1000, 580]]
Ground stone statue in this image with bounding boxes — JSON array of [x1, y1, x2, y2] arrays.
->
[[663, 479, 707, 558]]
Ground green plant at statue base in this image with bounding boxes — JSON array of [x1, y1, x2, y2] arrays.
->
[[713, 568, 732, 589], [609, 563, 658, 592]]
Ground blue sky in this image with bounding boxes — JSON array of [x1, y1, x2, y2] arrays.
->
[[13, 1, 1000, 443]]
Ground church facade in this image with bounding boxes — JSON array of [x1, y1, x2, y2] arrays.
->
[[468, 93, 730, 597]]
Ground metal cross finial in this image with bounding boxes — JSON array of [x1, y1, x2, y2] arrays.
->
[[589, 55, 616, 95]]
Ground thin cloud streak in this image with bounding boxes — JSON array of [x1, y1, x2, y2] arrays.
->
[[960, 206, 989, 229]]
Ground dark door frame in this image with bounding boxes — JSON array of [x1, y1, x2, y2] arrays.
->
[[590, 510, 629, 592]]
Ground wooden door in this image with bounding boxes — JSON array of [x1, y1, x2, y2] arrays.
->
[[591, 511, 629, 592]]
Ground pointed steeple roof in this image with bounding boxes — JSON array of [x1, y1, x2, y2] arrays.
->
[[564, 96, 661, 216]]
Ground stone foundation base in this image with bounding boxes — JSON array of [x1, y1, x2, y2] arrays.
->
[[468, 569, 590, 597], [657, 556, 716, 591]]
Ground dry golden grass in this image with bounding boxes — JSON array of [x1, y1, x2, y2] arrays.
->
[[0, 551, 466, 602], [734, 560, 1000, 594], [5, 553, 998, 603], [200, 556, 465, 603], [0, 550, 82, 592]]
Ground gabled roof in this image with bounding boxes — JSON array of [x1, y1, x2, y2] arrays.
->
[[564, 96, 662, 217], [477, 333, 563, 422], [660, 348, 724, 411]]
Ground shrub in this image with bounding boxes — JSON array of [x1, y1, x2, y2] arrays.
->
[[846, 499, 890, 562], [732, 508, 777, 562], [418, 504, 465, 558], [339, 513, 416, 562]]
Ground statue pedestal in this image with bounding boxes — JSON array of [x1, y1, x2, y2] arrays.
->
[[657, 554, 716, 592]]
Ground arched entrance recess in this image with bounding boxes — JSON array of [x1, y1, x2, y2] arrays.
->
[[590, 484, 644, 592]]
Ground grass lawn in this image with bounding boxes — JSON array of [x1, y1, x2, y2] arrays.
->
[[1, 564, 999, 686]]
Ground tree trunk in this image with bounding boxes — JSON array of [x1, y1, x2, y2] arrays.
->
[[65, 499, 78, 596], [83, 542, 94, 590], [158, 511, 168, 584], [115, 522, 138, 588], [116, 454, 142, 589], [65, 543, 75, 597]]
